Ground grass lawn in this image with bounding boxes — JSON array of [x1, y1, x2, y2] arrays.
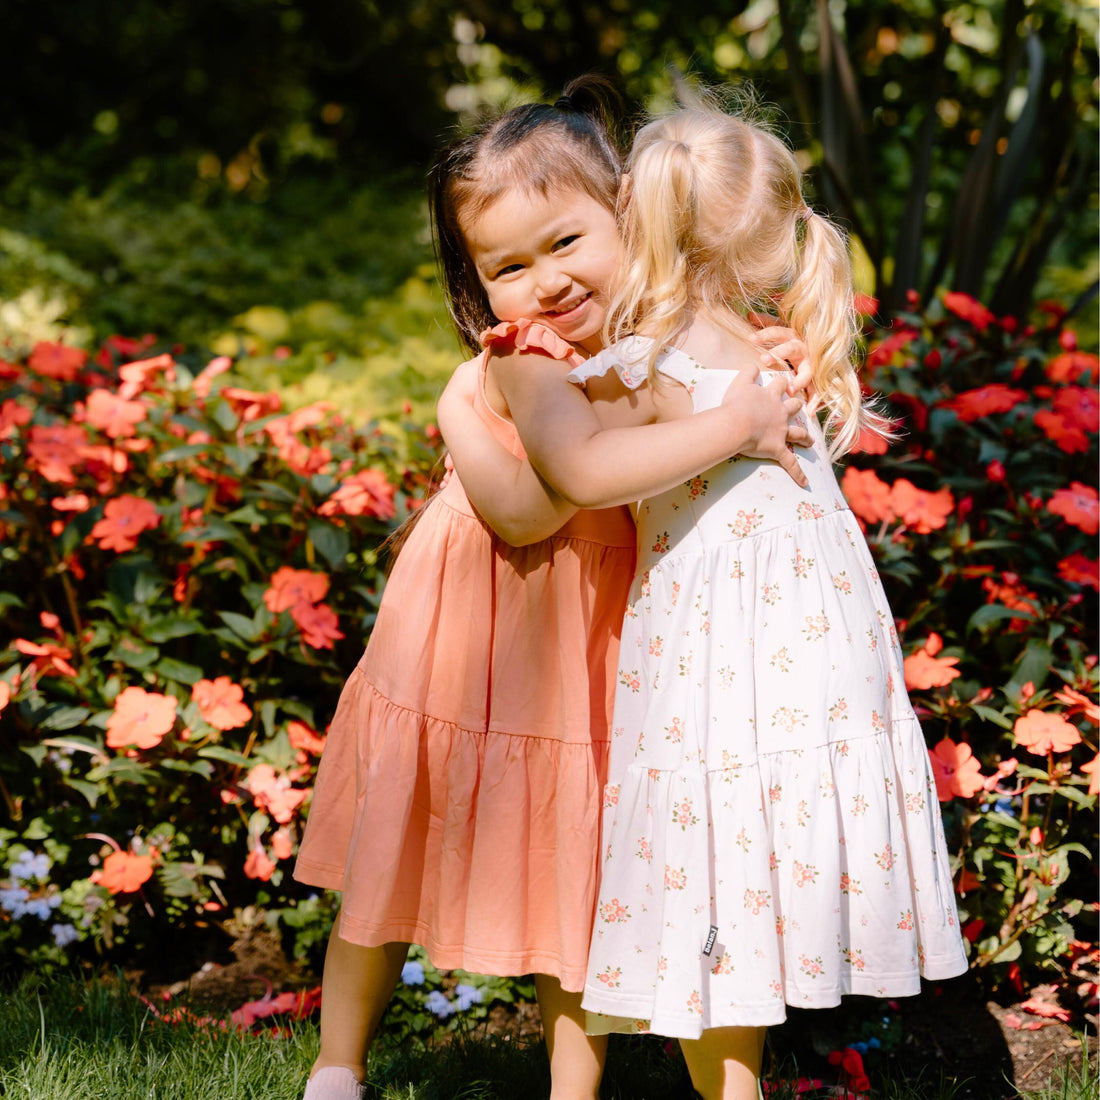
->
[[0, 973, 1094, 1099]]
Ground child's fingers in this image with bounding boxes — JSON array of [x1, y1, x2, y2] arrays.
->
[[758, 339, 805, 365], [776, 446, 808, 488], [750, 326, 797, 348], [747, 311, 780, 330], [785, 360, 814, 394]]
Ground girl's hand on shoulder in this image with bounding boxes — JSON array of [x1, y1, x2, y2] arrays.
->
[[749, 323, 815, 401], [721, 365, 810, 488]]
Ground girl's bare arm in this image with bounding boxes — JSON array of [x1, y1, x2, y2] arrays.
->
[[492, 349, 809, 510], [436, 358, 578, 545]]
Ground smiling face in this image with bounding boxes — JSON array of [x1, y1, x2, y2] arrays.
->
[[462, 186, 622, 355]]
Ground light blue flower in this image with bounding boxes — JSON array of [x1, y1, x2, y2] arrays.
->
[[51, 923, 79, 947], [11, 852, 51, 882], [425, 990, 456, 1018], [867, 1037, 882, 1049], [401, 961, 426, 986], [454, 984, 483, 1011], [0, 885, 30, 917]]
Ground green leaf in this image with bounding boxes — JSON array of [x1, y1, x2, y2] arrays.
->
[[160, 758, 214, 778], [144, 616, 203, 643], [197, 745, 253, 767], [223, 445, 260, 474], [966, 603, 1035, 634], [39, 705, 92, 732], [1006, 640, 1054, 696], [219, 610, 261, 642], [104, 640, 160, 669], [156, 443, 209, 464], [968, 705, 1014, 730], [156, 657, 204, 685], [66, 779, 103, 808], [309, 521, 350, 568]]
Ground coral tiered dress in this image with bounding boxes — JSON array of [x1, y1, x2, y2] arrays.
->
[[295, 321, 636, 991], [572, 339, 967, 1038]]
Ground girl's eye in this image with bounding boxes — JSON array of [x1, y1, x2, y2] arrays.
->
[[494, 263, 523, 278], [552, 235, 579, 252]]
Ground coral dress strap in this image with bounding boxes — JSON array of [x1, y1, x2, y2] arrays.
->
[[479, 319, 587, 369]]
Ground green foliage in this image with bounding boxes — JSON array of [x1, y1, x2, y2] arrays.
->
[[847, 290, 1098, 990], [0, 335, 444, 971]]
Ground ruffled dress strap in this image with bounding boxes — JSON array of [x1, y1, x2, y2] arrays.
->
[[562, 334, 699, 392], [480, 319, 587, 369]]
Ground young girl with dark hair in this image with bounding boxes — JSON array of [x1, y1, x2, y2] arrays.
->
[[295, 79, 810, 1100]]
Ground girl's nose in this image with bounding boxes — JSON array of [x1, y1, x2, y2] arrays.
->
[[534, 264, 571, 299]]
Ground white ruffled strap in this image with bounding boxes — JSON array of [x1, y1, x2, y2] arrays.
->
[[565, 335, 654, 391]]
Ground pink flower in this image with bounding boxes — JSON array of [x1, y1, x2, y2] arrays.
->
[[1013, 710, 1082, 755], [106, 687, 178, 750], [929, 737, 985, 800], [903, 633, 961, 690], [262, 567, 329, 613], [192, 677, 252, 731], [291, 602, 344, 649], [942, 291, 995, 331]]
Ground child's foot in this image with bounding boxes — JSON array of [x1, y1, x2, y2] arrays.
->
[[302, 1065, 365, 1100]]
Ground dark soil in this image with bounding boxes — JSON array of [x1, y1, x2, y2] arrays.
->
[[141, 927, 1096, 1098]]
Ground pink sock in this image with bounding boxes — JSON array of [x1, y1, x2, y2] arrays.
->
[[301, 1066, 363, 1100]]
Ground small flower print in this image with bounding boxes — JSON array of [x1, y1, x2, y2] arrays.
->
[[711, 952, 734, 976], [686, 990, 704, 1015], [769, 980, 783, 997], [665, 717, 685, 743], [796, 799, 810, 826], [897, 909, 914, 931], [871, 710, 886, 733], [771, 706, 808, 732], [866, 627, 879, 651], [596, 966, 622, 988], [717, 665, 735, 687], [761, 582, 781, 605], [797, 502, 824, 521], [802, 613, 831, 641], [828, 698, 849, 722], [770, 646, 792, 672], [651, 532, 670, 554], [671, 581, 681, 605], [743, 888, 771, 915], [603, 785, 620, 809], [775, 916, 787, 935], [840, 872, 863, 895], [664, 865, 687, 890], [599, 898, 631, 923], [648, 635, 664, 656], [851, 794, 868, 816], [686, 475, 708, 500], [836, 740, 850, 756], [876, 844, 895, 871], [792, 860, 819, 887], [791, 549, 815, 578], [799, 954, 825, 978], [833, 571, 853, 594], [768, 852, 779, 871], [729, 561, 744, 579], [678, 652, 693, 678], [657, 955, 668, 974], [768, 784, 783, 804], [842, 947, 866, 970], [729, 509, 764, 538], [636, 838, 653, 863], [672, 798, 699, 830], [647, 768, 662, 782], [619, 669, 641, 692], [819, 775, 836, 799], [734, 827, 751, 852], [905, 791, 925, 813]]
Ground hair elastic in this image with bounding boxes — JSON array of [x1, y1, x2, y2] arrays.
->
[[554, 95, 574, 111], [800, 205, 814, 221]]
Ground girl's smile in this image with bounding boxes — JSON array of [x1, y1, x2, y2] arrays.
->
[[462, 188, 621, 355]]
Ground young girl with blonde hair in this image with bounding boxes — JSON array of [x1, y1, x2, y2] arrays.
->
[[295, 80, 812, 1100], [480, 95, 968, 1100]]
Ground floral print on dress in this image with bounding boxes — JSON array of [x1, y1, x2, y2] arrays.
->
[[580, 342, 966, 1038]]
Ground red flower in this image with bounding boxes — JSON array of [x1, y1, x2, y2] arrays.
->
[[26, 423, 89, 484], [192, 355, 233, 399], [1082, 755, 1099, 797], [106, 687, 178, 750], [1013, 710, 1082, 756], [903, 632, 961, 690], [290, 601, 344, 649], [1057, 553, 1099, 590], [0, 399, 31, 440], [51, 493, 92, 514], [940, 383, 1027, 423], [0, 681, 11, 715], [890, 479, 954, 534], [852, 293, 879, 316], [14, 638, 77, 679], [262, 567, 329, 613], [318, 468, 397, 520], [243, 846, 276, 881], [221, 386, 282, 422], [81, 389, 148, 438], [1054, 386, 1100, 433], [847, 423, 891, 456], [866, 328, 916, 369], [1047, 483, 1099, 535], [245, 764, 308, 824], [288, 720, 326, 756], [90, 495, 161, 552], [192, 676, 252, 731], [28, 341, 87, 381], [929, 737, 985, 800], [942, 291, 995, 331], [1047, 350, 1099, 384], [91, 850, 155, 894], [841, 467, 894, 525], [117, 353, 176, 399], [981, 573, 1039, 628], [1053, 687, 1099, 725]]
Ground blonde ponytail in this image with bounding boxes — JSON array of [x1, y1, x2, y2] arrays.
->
[[782, 210, 893, 459], [606, 137, 696, 382]]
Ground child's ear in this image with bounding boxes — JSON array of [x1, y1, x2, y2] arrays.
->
[[617, 173, 633, 211]]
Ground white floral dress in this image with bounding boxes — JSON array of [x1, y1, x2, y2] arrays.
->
[[570, 339, 967, 1039]]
